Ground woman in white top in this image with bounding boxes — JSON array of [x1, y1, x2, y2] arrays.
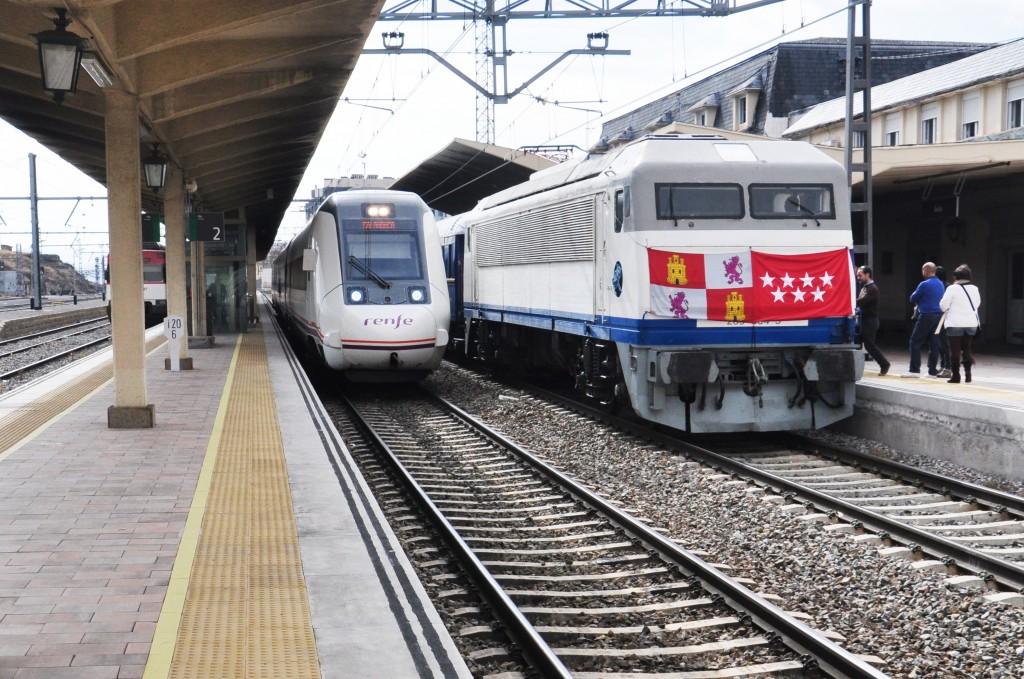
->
[[938, 264, 981, 383]]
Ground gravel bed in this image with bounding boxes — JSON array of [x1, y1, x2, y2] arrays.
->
[[426, 363, 1024, 679], [0, 325, 111, 392]]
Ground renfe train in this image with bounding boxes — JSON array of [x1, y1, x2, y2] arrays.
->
[[441, 133, 863, 433], [272, 189, 450, 381]]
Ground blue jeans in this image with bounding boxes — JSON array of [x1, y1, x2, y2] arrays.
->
[[909, 312, 942, 374]]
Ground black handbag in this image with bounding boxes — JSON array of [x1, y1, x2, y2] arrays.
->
[[960, 285, 982, 337]]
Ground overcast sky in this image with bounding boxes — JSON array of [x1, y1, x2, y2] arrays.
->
[[0, 0, 1021, 271]]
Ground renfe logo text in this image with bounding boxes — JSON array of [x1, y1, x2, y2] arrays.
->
[[364, 315, 415, 327]]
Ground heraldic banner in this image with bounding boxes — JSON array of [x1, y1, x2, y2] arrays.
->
[[648, 248, 854, 322]]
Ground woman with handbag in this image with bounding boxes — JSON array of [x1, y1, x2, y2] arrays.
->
[[938, 264, 982, 383]]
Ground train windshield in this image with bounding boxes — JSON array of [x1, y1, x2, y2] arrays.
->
[[749, 184, 835, 220], [655, 183, 744, 219], [341, 222, 424, 283]]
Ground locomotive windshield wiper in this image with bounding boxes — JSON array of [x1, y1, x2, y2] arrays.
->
[[348, 255, 391, 289], [785, 197, 821, 226]]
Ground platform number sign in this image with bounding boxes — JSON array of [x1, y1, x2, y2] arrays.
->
[[188, 212, 225, 241], [164, 315, 184, 372]]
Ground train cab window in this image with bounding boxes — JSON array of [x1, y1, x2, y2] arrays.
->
[[749, 184, 835, 220], [342, 227, 424, 282], [655, 183, 744, 220], [614, 188, 631, 232]]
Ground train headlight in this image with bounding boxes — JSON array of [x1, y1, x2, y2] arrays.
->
[[348, 287, 367, 304], [363, 203, 394, 218], [407, 285, 427, 303]]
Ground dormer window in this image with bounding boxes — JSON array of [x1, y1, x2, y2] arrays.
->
[[727, 74, 763, 131], [687, 94, 719, 128]]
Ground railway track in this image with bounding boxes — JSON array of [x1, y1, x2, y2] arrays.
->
[[494, 371, 1024, 601], [328, 386, 887, 678], [0, 318, 111, 385]]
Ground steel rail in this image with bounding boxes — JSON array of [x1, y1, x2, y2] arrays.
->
[[784, 431, 1024, 516], [340, 392, 575, 679], [0, 335, 110, 381], [432, 393, 889, 679], [530, 386, 1024, 593], [0, 319, 109, 354]]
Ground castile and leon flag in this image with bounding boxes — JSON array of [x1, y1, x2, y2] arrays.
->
[[648, 248, 854, 322]]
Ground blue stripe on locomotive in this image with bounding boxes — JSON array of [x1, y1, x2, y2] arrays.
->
[[465, 303, 854, 346]]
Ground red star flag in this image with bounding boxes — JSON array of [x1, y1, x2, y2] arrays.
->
[[649, 248, 854, 322]]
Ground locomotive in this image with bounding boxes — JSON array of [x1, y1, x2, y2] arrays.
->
[[272, 190, 450, 381], [441, 134, 862, 432]]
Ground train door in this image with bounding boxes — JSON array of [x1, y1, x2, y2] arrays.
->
[[1008, 250, 1024, 345], [596, 191, 612, 322]]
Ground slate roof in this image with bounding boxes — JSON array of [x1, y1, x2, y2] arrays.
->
[[784, 38, 1024, 137], [601, 38, 992, 142]]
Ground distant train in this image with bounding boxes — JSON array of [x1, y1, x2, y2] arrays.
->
[[441, 133, 862, 433], [105, 247, 167, 326], [272, 190, 450, 381]]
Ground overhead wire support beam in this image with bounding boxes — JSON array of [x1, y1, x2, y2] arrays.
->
[[377, 0, 785, 21], [362, 46, 630, 103]]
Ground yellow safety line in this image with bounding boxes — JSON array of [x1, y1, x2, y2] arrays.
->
[[145, 331, 321, 679], [144, 334, 242, 679], [0, 335, 168, 462]]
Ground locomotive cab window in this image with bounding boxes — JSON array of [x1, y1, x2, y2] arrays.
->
[[614, 187, 630, 232], [655, 183, 744, 220], [749, 184, 835, 220]]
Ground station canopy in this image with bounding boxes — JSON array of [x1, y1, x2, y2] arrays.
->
[[390, 138, 555, 216]]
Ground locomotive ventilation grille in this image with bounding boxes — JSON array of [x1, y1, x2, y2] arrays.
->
[[474, 196, 596, 267]]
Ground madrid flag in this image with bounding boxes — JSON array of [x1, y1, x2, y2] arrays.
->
[[648, 248, 853, 323]]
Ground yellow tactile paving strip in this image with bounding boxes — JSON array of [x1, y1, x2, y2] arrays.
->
[[147, 331, 321, 679], [0, 334, 167, 460]]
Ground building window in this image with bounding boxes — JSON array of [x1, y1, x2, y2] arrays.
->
[[736, 97, 747, 125], [920, 102, 939, 144], [962, 91, 980, 140], [852, 130, 866, 148], [921, 118, 937, 144], [699, 112, 706, 126], [884, 112, 901, 147], [1008, 78, 1024, 128]]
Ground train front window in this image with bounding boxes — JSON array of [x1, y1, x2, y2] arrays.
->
[[343, 231, 423, 283], [749, 184, 835, 220], [655, 183, 744, 220]]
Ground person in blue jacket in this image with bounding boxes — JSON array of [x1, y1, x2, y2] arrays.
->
[[902, 261, 945, 377]]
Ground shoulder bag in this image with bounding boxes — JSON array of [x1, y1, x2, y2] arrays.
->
[[960, 285, 982, 338]]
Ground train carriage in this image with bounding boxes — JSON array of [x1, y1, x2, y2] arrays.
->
[[442, 133, 862, 433], [273, 189, 450, 382]]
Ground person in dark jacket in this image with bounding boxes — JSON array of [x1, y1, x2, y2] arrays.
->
[[902, 261, 945, 378], [856, 265, 890, 376]]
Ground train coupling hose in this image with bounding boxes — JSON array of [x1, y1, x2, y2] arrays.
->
[[743, 357, 768, 407]]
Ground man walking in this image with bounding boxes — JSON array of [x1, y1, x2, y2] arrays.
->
[[856, 266, 891, 376], [902, 261, 945, 378]]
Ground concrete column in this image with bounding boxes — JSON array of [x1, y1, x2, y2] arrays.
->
[[163, 164, 193, 369], [105, 89, 155, 428], [190, 239, 208, 339], [246, 222, 258, 324]]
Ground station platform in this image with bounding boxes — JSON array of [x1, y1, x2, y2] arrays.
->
[[0, 302, 471, 679], [836, 340, 1024, 483]]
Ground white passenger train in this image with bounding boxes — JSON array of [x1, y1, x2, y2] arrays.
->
[[441, 134, 863, 432], [272, 190, 450, 381]]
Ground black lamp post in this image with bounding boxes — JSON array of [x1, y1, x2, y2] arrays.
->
[[30, 9, 87, 105], [143, 145, 168, 190]]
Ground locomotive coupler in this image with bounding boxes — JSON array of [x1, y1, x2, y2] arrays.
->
[[743, 357, 767, 407]]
